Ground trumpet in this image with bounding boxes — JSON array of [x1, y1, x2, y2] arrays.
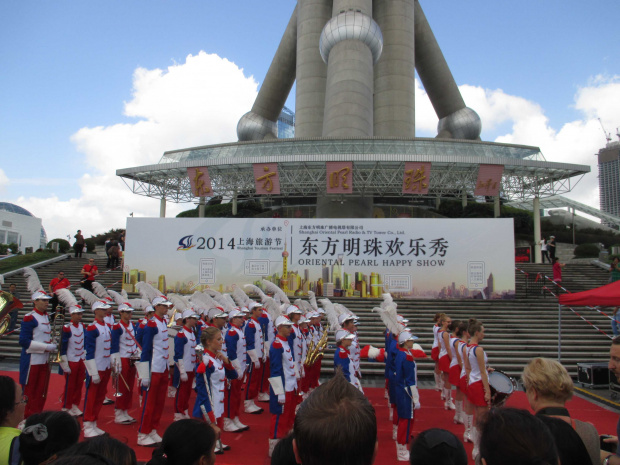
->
[[167, 308, 179, 328], [49, 307, 65, 365]]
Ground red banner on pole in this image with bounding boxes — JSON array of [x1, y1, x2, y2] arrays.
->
[[474, 164, 504, 196], [253, 163, 281, 195], [187, 167, 213, 197], [326, 162, 353, 194], [402, 162, 431, 194]]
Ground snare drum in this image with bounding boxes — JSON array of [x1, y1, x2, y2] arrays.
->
[[488, 370, 518, 406]]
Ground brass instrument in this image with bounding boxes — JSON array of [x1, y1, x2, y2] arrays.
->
[[167, 308, 179, 328], [303, 340, 315, 366], [307, 325, 330, 365], [0, 291, 23, 336], [49, 306, 65, 365]]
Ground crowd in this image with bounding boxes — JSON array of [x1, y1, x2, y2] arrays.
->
[[4, 264, 620, 465]]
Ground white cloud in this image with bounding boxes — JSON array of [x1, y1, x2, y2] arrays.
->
[[16, 51, 258, 241], [0, 169, 8, 194]]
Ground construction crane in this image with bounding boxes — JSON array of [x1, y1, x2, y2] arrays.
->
[[598, 118, 612, 144]]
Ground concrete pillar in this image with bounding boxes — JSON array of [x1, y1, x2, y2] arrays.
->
[[237, 7, 298, 141], [295, 0, 331, 138], [198, 197, 206, 218], [373, 0, 416, 137], [159, 198, 166, 218], [232, 192, 238, 216], [461, 191, 467, 209], [322, 0, 378, 137], [533, 196, 541, 264], [494, 196, 500, 218], [435, 196, 441, 209]]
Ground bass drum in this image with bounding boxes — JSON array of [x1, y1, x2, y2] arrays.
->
[[488, 370, 518, 406]]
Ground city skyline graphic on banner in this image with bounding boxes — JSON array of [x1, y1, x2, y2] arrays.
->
[[123, 218, 515, 300]]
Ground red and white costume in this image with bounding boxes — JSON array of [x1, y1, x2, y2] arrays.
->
[[60, 320, 85, 413]]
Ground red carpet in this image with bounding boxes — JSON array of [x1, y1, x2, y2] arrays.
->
[[8, 371, 619, 464]]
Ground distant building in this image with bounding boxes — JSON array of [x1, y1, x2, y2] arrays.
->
[[0, 202, 47, 253], [598, 140, 620, 227], [277, 106, 295, 139]]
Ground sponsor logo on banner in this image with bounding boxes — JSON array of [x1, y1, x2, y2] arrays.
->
[[124, 218, 515, 300], [474, 164, 504, 196], [326, 162, 353, 194], [177, 235, 195, 251]]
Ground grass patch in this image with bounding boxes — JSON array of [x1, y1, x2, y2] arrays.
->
[[0, 252, 63, 274]]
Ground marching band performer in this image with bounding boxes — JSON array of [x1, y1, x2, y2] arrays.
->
[[449, 320, 468, 425], [19, 283, 55, 419], [193, 326, 237, 454], [257, 303, 273, 402], [394, 331, 421, 462], [173, 309, 199, 421], [466, 318, 491, 460], [268, 315, 297, 456], [136, 295, 173, 446], [136, 305, 155, 348], [243, 302, 265, 415], [333, 329, 359, 389], [306, 311, 323, 391], [224, 308, 249, 432], [431, 313, 445, 393], [110, 302, 139, 425], [285, 305, 303, 388], [57, 288, 85, 417], [82, 299, 113, 437], [438, 313, 455, 409], [340, 313, 360, 383]]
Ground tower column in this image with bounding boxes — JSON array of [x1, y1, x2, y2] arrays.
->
[[533, 196, 541, 264], [373, 0, 416, 138], [320, 0, 382, 137], [295, 0, 332, 138], [159, 199, 166, 218]]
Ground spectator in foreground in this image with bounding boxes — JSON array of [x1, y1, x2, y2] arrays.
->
[[479, 407, 558, 465], [57, 435, 137, 465], [293, 370, 377, 465], [271, 433, 297, 465], [147, 419, 216, 465], [19, 411, 80, 465], [409, 428, 467, 465], [0, 376, 25, 465], [603, 336, 620, 464], [522, 357, 599, 465]]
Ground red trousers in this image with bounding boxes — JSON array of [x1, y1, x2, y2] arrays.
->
[[392, 404, 399, 425], [259, 358, 270, 393], [245, 361, 262, 400], [115, 358, 137, 411], [226, 378, 243, 418], [270, 390, 297, 439], [84, 368, 112, 422], [63, 360, 85, 409], [397, 417, 414, 445], [139, 371, 168, 433], [24, 364, 50, 418], [174, 372, 195, 413]]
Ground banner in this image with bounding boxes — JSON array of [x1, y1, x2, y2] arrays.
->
[[123, 218, 515, 300]]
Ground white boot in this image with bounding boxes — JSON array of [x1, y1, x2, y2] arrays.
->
[[257, 392, 269, 402], [115, 409, 133, 424], [396, 443, 410, 461], [137, 432, 158, 447], [444, 389, 455, 410], [174, 412, 186, 422], [453, 400, 463, 424], [244, 399, 263, 414], [123, 410, 136, 423], [392, 424, 398, 440], [384, 387, 389, 399], [389, 407, 393, 421], [167, 386, 177, 398], [463, 414, 473, 442], [93, 422, 105, 435], [149, 430, 162, 443], [268, 438, 280, 457], [233, 416, 249, 431], [471, 426, 480, 460], [83, 421, 103, 438], [223, 417, 241, 432], [69, 405, 83, 417]]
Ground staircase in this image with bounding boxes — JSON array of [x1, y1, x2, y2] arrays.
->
[[1, 257, 614, 380]]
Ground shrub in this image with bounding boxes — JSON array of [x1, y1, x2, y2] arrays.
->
[[573, 243, 601, 258], [0, 243, 19, 255], [85, 238, 96, 253], [47, 238, 71, 253]]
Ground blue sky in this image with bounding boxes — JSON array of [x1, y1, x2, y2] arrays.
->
[[1, 0, 619, 239]]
